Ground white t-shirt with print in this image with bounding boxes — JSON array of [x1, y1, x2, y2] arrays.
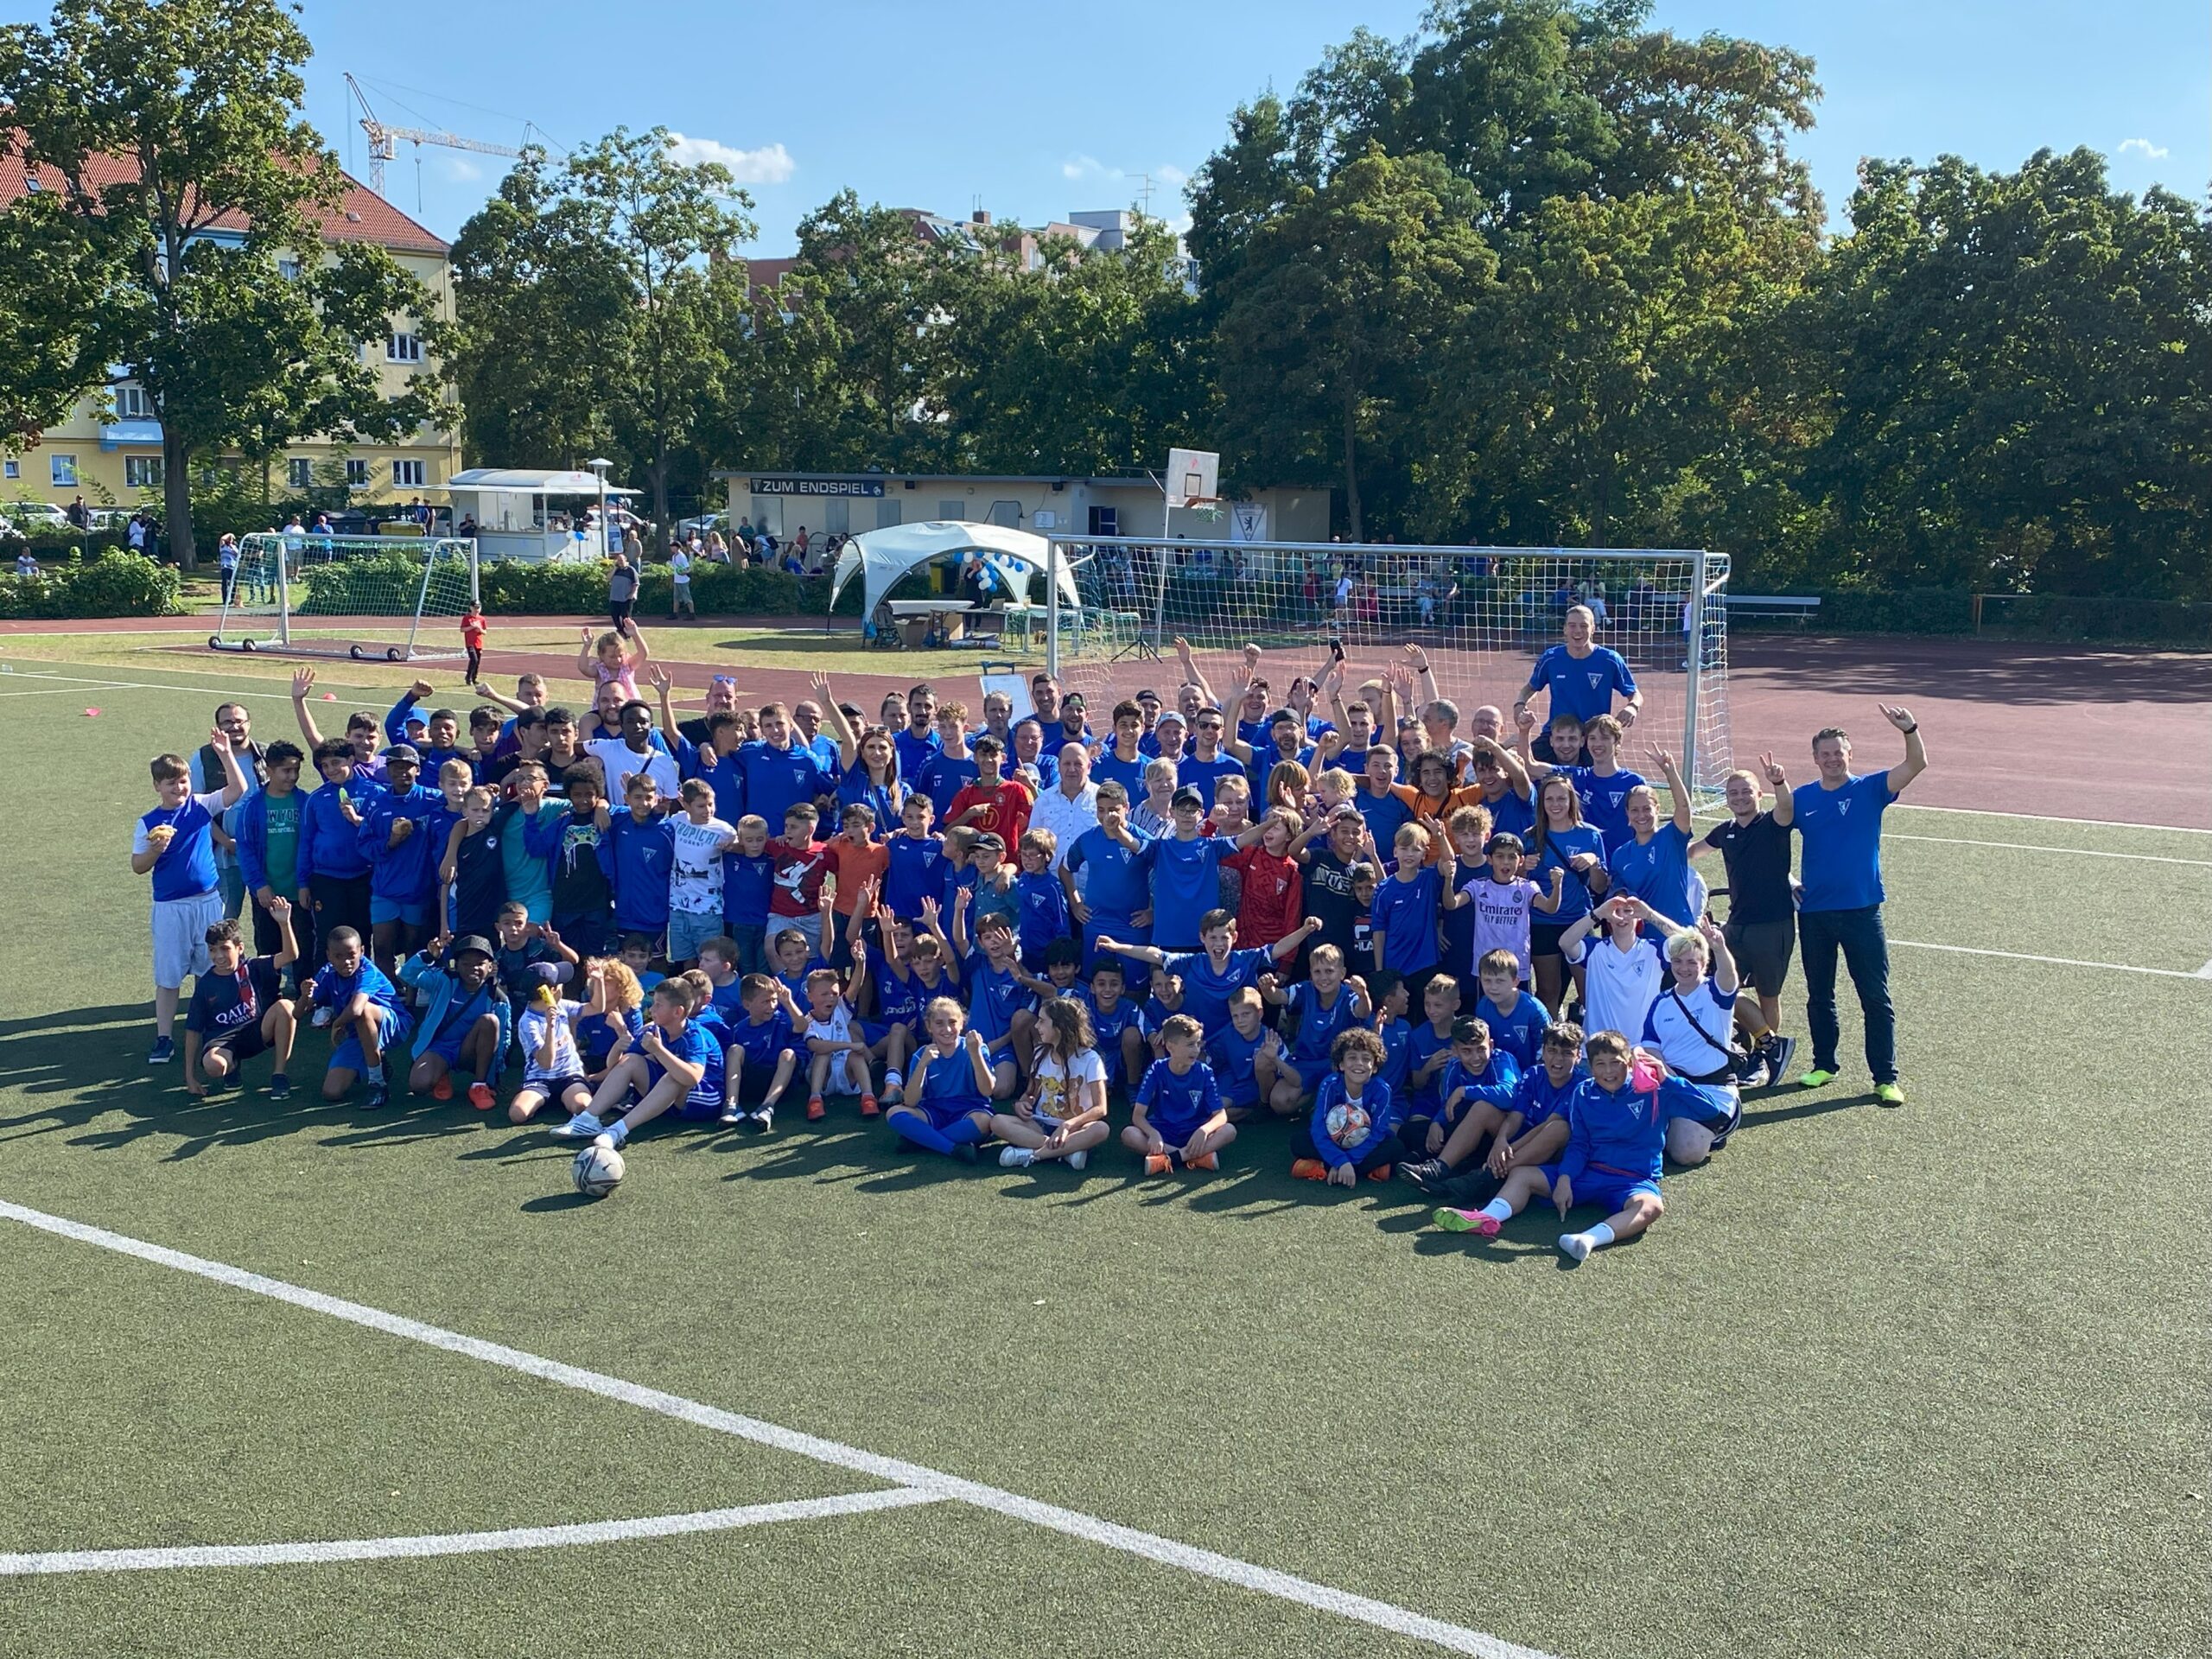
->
[[669, 814, 735, 913], [1564, 931, 1667, 1049], [1031, 1046, 1106, 1128]]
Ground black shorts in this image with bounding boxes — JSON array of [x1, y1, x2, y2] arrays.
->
[[1724, 918, 1796, 997], [203, 1023, 269, 1064], [1530, 920, 1574, 962], [517, 1073, 588, 1100]]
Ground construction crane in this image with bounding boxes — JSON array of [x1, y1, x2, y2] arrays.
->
[[345, 73, 532, 199]]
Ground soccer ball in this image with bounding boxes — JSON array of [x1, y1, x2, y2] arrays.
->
[[572, 1143, 625, 1198], [1324, 1102, 1371, 1149]]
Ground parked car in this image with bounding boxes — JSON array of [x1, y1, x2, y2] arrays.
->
[[675, 512, 728, 538], [4, 501, 71, 530]]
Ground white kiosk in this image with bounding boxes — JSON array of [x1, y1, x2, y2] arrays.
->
[[437, 468, 641, 564]]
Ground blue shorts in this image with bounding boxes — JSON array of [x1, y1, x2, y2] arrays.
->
[[673, 1090, 725, 1122], [424, 1025, 470, 1066], [857, 1020, 890, 1047], [903, 1098, 985, 1133], [369, 896, 430, 927], [1541, 1164, 1661, 1212], [331, 1005, 410, 1073], [666, 908, 726, 963], [1147, 1115, 1203, 1147]]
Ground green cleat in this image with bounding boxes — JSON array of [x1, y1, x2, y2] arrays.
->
[[1874, 1082, 1906, 1107], [1798, 1069, 1835, 1090]]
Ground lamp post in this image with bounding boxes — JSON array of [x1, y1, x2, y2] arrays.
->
[[588, 457, 613, 558]]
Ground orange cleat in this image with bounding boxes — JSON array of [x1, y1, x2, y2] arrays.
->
[[467, 1082, 494, 1112], [431, 1076, 453, 1102], [1144, 1153, 1172, 1175], [805, 1096, 826, 1121], [1290, 1158, 1329, 1181], [1186, 1152, 1218, 1171], [859, 1093, 880, 1117], [1365, 1163, 1392, 1181]]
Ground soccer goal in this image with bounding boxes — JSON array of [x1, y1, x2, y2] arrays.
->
[[209, 533, 480, 663], [1041, 536, 1735, 800]]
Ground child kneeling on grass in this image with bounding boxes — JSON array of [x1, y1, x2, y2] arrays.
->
[[1123, 1013, 1234, 1174], [888, 997, 996, 1161], [1432, 1029, 1717, 1262], [553, 980, 715, 1150], [183, 904, 301, 1100], [993, 996, 1112, 1171], [1293, 1026, 1403, 1185], [300, 925, 412, 1109]]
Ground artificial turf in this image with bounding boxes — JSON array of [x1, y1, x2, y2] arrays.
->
[[0, 652, 2204, 1659]]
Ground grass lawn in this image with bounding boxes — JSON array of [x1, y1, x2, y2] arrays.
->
[[0, 646, 2204, 1659]]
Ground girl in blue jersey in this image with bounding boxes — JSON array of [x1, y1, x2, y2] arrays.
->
[[1527, 774, 1609, 1016], [887, 997, 995, 1160]]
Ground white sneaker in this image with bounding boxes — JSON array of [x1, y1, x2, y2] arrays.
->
[[1065, 1148, 1089, 1172], [999, 1146, 1036, 1168], [549, 1111, 601, 1141]]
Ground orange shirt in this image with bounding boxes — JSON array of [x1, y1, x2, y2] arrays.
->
[[1389, 783, 1492, 861], [823, 835, 889, 915]]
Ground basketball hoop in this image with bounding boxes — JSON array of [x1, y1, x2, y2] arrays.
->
[[1163, 446, 1220, 512]]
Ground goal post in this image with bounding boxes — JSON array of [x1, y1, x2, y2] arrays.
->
[[210, 534, 480, 663], [1043, 536, 1735, 801]]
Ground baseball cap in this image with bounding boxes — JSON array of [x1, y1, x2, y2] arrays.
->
[[449, 934, 494, 961], [1135, 688, 1161, 704], [975, 831, 1007, 852], [1170, 785, 1204, 810], [379, 743, 422, 763], [1327, 803, 1363, 823], [1154, 708, 1187, 728]]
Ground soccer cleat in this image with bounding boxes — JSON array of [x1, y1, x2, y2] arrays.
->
[[467, 1082, 494, 1112], [952, 1141, 979, 1164], [1559, 1231, 1594, 1263], [1396, 1157, 1451, 1192], [549, 1111, 602, 1141], [431, 1075, 454, 1102], [805, 1096, 826, 1121], [365, 1083, 390, 1110], [1290, 1157, 1330, 1181], [147, 1035, 175, 1065], [1365, 1163, 1393, 1181], [719, 1102, 745, 1125], [1065, 1147, 1089, 1171], [1874, 1082, 1906, 1107], [1433, 1206, 1502, 1237], [1144, 1153, 1173, 1175], [1737, 1055, 1770, 1090], [1186, 1152, 1219, 1172], [999, 1146, 1036, 1168], [747, 1107, 773, 1135], [266, 1073, 292, 1101], [1798, 1068, 1835, 1090], [1765, 1035, 1798, 1084], [860, 1093, 880, 1118]]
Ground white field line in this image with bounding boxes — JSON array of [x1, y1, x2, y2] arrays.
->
[[0, 670, 309, 703], [0, 1198, 1554, 1659], [0, 1489, 941, 1576], [1890, 800, 2212, 836], [1884, 833, 2212, 868], [1890, 939, 2212, 981]]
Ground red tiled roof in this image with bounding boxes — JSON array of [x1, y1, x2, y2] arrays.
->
[[0, 144, 448, 255]]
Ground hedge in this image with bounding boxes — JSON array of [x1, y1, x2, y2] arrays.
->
[[0, 549, 185, 620]]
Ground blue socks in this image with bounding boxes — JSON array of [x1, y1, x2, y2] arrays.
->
[[944, 1117, 986, 1148], [888, 1111, 986, 1157]]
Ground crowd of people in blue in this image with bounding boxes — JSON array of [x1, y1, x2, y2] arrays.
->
[[134, 605, 1925, 1262]]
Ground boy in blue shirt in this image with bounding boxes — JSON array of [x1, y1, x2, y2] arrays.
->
[[134, 732, 251, 1064], [1062, 783, 1152, 983], [1079, 958, 1147, 1095], [1423, 1017, 1522, 1156], [718, 813, 776, 974], [1132, 786, 1265, 952], [718, 972, 800, 1130], [882, 795, 947, 920], [1260, 943, 1370, 1116], [183, 905, 301, 1099], [355, 744, 444, 975], [1403, 1020, 1587, 1199], [1206, 988, 1283, 1122], [597, 772, 677, 950], [1370, 821, 1468, 1000], [1400, 974, 1465, 1148], [1014, 829, 1072, 969], [397, 932, 510, 1109], [1123, 1014, 1233, 1173], [1471, 949, 1551, 1071], [1370, 970, 1414, 1099], [1096, 906, 1319, 1042], [300, 924, 412, 1108], [553, 980, 714, 1149], [944, 898, 1033, 1099]]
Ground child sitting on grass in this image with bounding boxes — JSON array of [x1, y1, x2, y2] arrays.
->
[[553, 980, 714, 1150], [1292, 1026, 1402, 1186], [800, 963, 881, 1122], [992, 996, 1112, 1171], [506, 971, 593, 1127], [182, 905, 300, 1100], [300, 925, 411, 1109], [1399, 1020, 1585, 1201], [887, 997, 996, 1162], [1124, 1013, 1234, 1174], [720, 972, 801, 1132]]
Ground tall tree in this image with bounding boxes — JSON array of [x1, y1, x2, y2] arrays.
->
[[0, 0, 434, 567]]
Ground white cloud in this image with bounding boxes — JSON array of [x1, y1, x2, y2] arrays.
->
[[1058, 154, 1192, 205], [664, 133, 796, 184], [1062, 154, 1109, 181], [1154, 162, 1189, 187], [2116, 137, 2170, 160], [440, 155, 484, 182]]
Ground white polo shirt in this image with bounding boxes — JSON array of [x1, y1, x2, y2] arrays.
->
[[1564, 931, 1666, 1047]]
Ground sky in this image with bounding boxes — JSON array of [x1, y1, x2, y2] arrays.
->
[[10, 0, 2207, 247]]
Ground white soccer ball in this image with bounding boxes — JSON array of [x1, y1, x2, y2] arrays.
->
[[572, 1143, 625, 1198], [1324, 1102, 1371, 1149]]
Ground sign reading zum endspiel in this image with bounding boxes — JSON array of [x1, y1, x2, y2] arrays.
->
[[750, 476, 886, 498]]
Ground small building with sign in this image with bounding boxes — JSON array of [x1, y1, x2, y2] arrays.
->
[[714, 471, 1331, 548]]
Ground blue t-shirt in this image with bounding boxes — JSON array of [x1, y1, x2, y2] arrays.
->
[[1285, 979, 1361, 1066], [722, 849, 776, 928], [1206, 1023, 1271, 1108], [736, 741, 834, 836], [139, 796, 223, 903], [645, 1019, 721, 1110], [1015, 870, 1069, 961], [1064, 826, 1151, 925], [1178, 752, 1245, 809], [1474, 989, 1551, 1071], [1405, 1020, 1457, 1113], [1160, 945, 1273, 1036], [1372, 866, 1445, 975], [185, 954, 283, 1036], [1376, 1015, 1413, 1094], [577, 1007, 643, 1069], [1138, 834, 1238, 948], [1091, 747, 1150, 800], [962, 950, 1033, 1050], [1531, 824, 1607, 925], [916, 752, 980, 823], [1567, 766, 1645, 855], [727, 1009, 794, 1071], [1135, 1058, 1221, 1141], [1479, 785, 1536, 842], [869, 946, 926, 1027], [1608, 822, 1696, 926], [1351, 785, 1414, 849], [1440, 1050, 1522, 1123], [1529, 644, 1637, 723], [1082, 993, 1144, 1087], [883, 832, 949, 918], [836, 770, 901, 840], [893, 727, 941, 782], [1792, 771, 1896, 912]]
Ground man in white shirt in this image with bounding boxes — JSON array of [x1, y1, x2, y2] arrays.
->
[[669, 544, 694, 617], [586, 698, 680, 803], [1030, 743, 1100, 876]]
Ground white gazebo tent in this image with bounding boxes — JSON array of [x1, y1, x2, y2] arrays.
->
[[436, 468, 643, 564], [828, 521, 1081, 630]]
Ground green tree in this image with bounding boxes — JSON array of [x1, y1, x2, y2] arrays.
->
[[0, 0, 435, 567]]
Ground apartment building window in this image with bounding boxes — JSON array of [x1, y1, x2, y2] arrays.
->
[[387, 331, 423, 364], [288, 458, 312, 490], [345, 459, 369, 487], [124, 455, 163, 488], [391, 459, 425, 489], [3, 460, 16, 480], [114, 384, 155, 419], [49, 454, 77, 487], [278, 257, 302, 280]]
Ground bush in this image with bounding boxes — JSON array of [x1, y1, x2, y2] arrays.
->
[[0, 549, 184, 620], [296, 553, 858, 619]]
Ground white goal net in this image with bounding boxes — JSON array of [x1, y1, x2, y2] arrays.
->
[[210, 534, 480, 663], [1043, 537, 1734, 799]]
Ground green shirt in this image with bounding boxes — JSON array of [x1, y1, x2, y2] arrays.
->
[[263, 790, 302, 894]]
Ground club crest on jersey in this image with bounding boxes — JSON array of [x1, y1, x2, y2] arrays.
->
[[1586, 672, 1604, 689], [1837, 799, 1853, 816]]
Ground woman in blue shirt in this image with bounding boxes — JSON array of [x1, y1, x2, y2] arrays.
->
[[1606, 749, 1697, 929], [1528, 773, 1608, 1016]]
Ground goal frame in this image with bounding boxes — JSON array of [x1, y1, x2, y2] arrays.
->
[[209, 534, 481, 663]]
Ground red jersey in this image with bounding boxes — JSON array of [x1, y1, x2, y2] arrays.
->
[[945, 777, 1034, 849], [1224, 843, 1302, 946], [460, 611, 487, 648], [767, 836, 830, 918]]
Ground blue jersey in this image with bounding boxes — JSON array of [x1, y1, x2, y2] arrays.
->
[[1530, 824, 1606, 925], [1566, 766, 1645, 855], [1178, 752, 1245, 809], [1351, 785, 1414, 849], [882, 833, 948, 918], [1480, 785, 1537, 842], [1139, 833, 1239, 949], [1064, 826, 1150, 925], [916, 1041, 987, 1114], [185, 954, 283, 1037], [1372, 866, 1445, 975], [1405, 1020, 1457, 1114], [962, 951, 1033, 1050], [1376, 1016, 1414, 1095], [308, 959, 406, 1020], [597, 810, 677, 931], [576, 1007, 643, 1070], [1081, 993, 1144, 1087], [138, 794, 224, 903], [1285, 980, 1361, 1067], [1160, 945, 1273, 1037], [1308, 1073, 1402, 1169], [1556, 1076, 1666, 1186], [1440, 1051, 1522, 1126], [916, 751, 980, 823], [1090, 747, 1149, 800], [1609, 823, 1696, 926], [870, 947, 927, 1027], [645, 1018, 721, 1111], [721, 849, 775, 928], [893, 727, 941, 783], [299, 779, 375, 882], [1511, 1062, 1587, 1133], [1205, 1023, 1271, 1109], [1528, 644, 1637, 724], [1135, 1058, 1221, 1141], [1015, 870, 1070, 961], [1792, 771, 1896, 912], [1474, 990, 1551, 1071], [727, 1009, 794, 1072], [736, 741, 834, 835], [356, 784, 444, 905]]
